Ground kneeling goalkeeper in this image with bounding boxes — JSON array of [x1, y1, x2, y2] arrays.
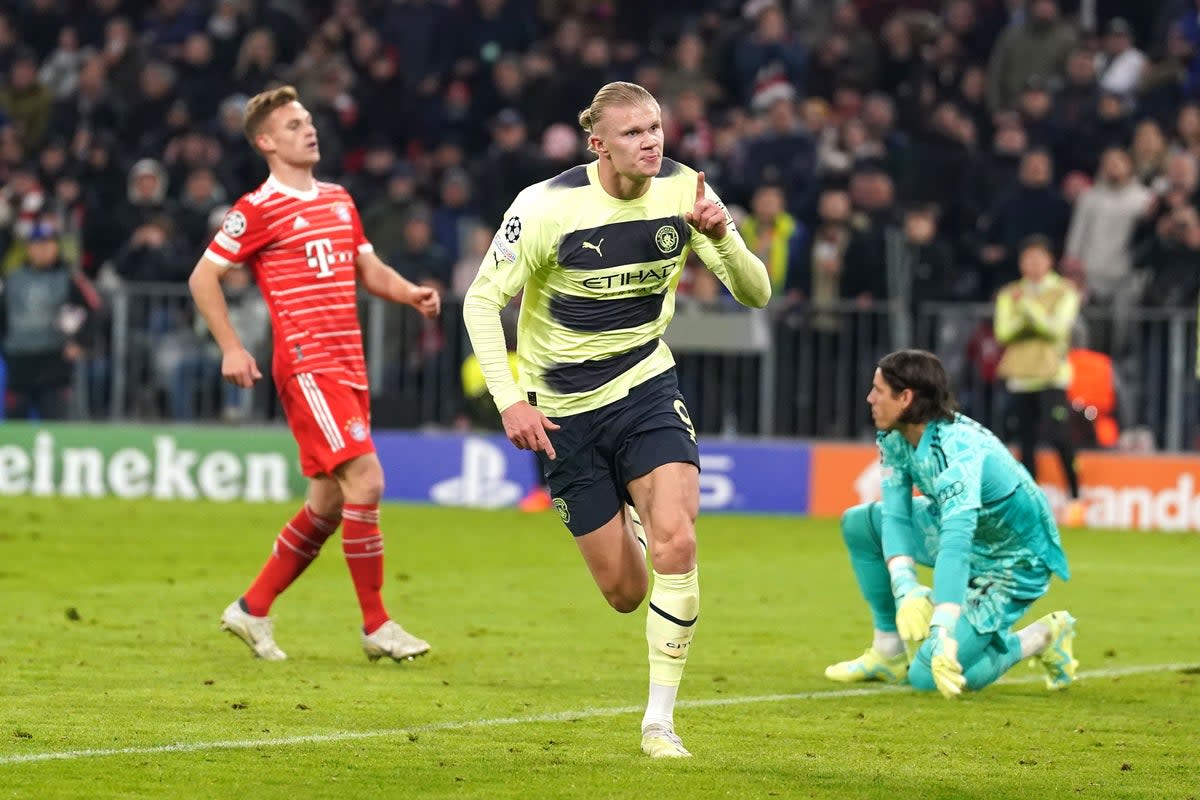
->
[[825, 350, 1077, 698]]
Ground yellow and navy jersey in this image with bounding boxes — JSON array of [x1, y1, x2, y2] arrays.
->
[[466, 157, 763, 417]]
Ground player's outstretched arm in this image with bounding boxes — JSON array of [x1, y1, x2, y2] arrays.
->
[[188, 256, 261, 388], [686, 172, 771, 309], [355, 250, 440, 318]]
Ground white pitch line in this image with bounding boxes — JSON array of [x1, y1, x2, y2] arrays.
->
[[1, 662, 1193, 767]]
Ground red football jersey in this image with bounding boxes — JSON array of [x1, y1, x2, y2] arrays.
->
[[204, 177, 372, 390]]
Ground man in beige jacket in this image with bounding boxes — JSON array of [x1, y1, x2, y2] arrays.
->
[[994, 235, 1084, 526]]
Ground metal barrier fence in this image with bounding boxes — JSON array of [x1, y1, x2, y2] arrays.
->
[[64, 284, 1200, 452], [914, 302, 1200, 452]]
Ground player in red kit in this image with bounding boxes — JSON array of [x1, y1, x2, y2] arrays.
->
[[188, 85, 439, 662]]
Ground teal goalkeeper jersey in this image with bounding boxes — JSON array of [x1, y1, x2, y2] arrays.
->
[[463, 158, 770, 417], [878, 414, 1070, 607]]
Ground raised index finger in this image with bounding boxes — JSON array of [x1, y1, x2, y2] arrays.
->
[[695, 171, 706, 204]]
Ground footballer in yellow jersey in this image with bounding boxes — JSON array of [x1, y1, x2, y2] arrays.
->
[[464, 81, 770, 758]]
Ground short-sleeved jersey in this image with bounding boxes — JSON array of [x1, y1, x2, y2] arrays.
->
[[466, 158, 747, 417], [204, 177, 373, 390], [878, 413, 1070, 606]]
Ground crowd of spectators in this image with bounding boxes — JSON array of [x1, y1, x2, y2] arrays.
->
[[1, 0, 1199, 430]]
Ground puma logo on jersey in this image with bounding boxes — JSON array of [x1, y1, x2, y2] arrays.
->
[[581, 238, 604, 257], [293, 215, 310, 229]]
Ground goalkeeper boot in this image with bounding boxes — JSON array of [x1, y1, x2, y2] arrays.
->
[[640, 723, 692, 758], [1035, 611, 1078, 690], [362, 620, 431, 662], [221, 600, 287, 661], [824, 647, 909, 684]]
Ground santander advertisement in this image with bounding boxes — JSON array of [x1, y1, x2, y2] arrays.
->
[[809, 443, 1200, 532]]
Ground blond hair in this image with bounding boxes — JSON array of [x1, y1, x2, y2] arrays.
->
[[243, 85, 299, 149], [578, 81, 659, 153]]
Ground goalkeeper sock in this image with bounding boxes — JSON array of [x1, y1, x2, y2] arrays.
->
[[873, 630, 904, 658], [1017, 620, 1051, 659], [841, 503, 898, 633], [642, 568, 698, 729]]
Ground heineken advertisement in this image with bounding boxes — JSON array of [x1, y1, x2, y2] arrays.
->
[[0, 422, 306, 501]]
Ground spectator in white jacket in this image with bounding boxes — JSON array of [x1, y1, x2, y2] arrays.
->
[[1065, 147, 1152, 354], [1098, 18, 1146, 99], [1066, 147, 1152, 303]]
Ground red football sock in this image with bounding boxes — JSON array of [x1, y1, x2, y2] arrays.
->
[[242, 504, 339, 616], [342, 503, 389, 634]]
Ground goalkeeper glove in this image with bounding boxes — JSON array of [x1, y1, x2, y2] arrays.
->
[[928, 625, 966, 699], [889, 563, 933, 645]]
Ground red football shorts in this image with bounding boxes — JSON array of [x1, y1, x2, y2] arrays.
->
[[279, 372, 375, 477]]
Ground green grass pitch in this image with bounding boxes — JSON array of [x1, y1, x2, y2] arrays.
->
[[0, 497, 1197, 799]]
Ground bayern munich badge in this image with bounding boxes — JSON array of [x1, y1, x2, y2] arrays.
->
[[345, 417, 368, 441]]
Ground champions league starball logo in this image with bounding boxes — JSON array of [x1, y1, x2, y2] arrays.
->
[[222, 210, 247, 237], [503, 216, 522, 243]]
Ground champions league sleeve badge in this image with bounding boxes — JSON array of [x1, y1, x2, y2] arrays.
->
[[503, 216, 522, 243], [222, 210, 247, 237]]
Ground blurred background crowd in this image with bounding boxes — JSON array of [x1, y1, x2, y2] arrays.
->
[[1, 0, 1199, 447]]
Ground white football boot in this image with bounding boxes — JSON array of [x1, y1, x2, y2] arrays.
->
[[220, 600, 287, 661], [362, 620, 431, 662], [640, 723, 692, 758]]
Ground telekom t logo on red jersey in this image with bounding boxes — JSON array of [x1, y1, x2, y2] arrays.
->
[[305, 238, 335, 278]]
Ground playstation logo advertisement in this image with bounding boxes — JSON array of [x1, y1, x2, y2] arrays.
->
[[373, 432, 811, 513], [374, 433, 540, 510], [429, 437, 525, 508]]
